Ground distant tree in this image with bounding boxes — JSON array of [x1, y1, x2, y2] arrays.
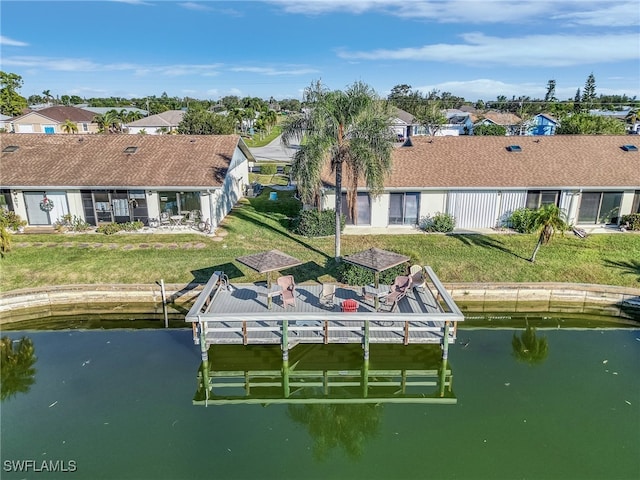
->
[[414, 99, 447, 136], [61, 119, 78, 134], [27, 94, 44, 105], [474, 123, 506, 136], [528, 204, 568, 263], [556, 113, 626, 135], [387, 84, 422, 113], [0, 71, 28, 116], [573, 88, 582, 113], [177, 109, 235, 135], [42, 89, 54, 105], [93, 110, 121, 133], [582, 73, 597, 110], [544, 80, 557, 103]]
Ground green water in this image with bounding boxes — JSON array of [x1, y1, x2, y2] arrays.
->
[[1, 326, 639, 480]]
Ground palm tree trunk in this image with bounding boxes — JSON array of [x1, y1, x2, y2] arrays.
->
[[334, 160, 343, 260], [529, 235, 543, 263]]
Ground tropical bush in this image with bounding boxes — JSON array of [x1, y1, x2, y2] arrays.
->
[[0, 210, 27, 231], [96, 221, 143, 235], [54, 214, 91, 232], [507, 207, 538, 233], [293, 209, 344, 237], [620, 213, 640, 230], [338, 263, 406, 286], [420, 212, 455, 233]]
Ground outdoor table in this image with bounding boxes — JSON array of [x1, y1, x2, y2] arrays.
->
[[170, 215, 184, 229], [363, 284, 389, 311], [258, 285, 282, 309]]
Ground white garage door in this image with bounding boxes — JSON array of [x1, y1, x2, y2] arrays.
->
[[17, 124, 34, 133]]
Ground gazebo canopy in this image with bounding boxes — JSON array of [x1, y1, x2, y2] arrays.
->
[[236, 249, 302, 287], [342, 248, 410, 288]]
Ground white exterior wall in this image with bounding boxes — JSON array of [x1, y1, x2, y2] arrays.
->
[[419, 191, 447, 219], [206, 145, 249, 230], [10, 191, 28, 220], [66, 191, 84, 219]]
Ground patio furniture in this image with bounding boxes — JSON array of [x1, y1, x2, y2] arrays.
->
[[170, 214, 184, 229], [276, 275, 296, 308], [409, 265, 426, 292], [382, 275, 412, 312], [184, 210, 200, 228], [159, 211, 171, 227], [341, 299, 359, 312], [319, 283, 336, 308]]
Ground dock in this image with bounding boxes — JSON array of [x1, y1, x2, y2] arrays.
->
[[185, 266, 464, 362]]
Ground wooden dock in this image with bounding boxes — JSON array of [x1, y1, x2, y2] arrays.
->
[[185, 266, 464, 362]]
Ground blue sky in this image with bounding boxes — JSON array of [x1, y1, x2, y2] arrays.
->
[[1, 0, 638, 103]]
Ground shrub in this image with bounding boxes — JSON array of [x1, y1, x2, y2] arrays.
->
[[96, 223, 121, 235], [96, 221, 143, 235], [507, 208, 537, 233], [420, 212, 455, 233], [120, 221, 144, 232], [54, 214, 91, 232], [293, 209, 344, 237], [0, 210, 27, 231], [620, 213, 640, 231], [338, 263, 407, 286], [259, 163, 277, 175]]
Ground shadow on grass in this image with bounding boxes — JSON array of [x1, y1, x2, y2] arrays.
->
[[450, 233, 530, 261], [230, 206, 329, 260], [191, 263, 245, 283], [603, 259, 640, 282]]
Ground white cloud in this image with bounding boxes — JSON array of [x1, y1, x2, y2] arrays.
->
[[338, 32, 640, 67], [179, 2, 213, 11], [0, 35, 29, 47], [551, 1, 640, 27]]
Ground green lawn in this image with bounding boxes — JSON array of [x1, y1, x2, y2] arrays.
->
[[2, 187, 639, 292]]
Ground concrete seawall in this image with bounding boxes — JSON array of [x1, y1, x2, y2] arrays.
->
[[1, 282, 639, 324]]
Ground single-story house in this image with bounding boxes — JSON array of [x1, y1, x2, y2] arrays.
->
[[0, 114, 12, 132], [475, 111, 523, 136], [125, 110, 185, 134], [0, 134, 252, 230], [10, 106, 99, 134], [319, 135, 640, 230], [526, 113, 559, 136]]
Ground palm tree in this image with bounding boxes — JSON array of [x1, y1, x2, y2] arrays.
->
[[42, 89, 53, 105], [61, 119, 78, 134], [93, 110, 121, 134], [281, 80, 395, 259], [1, 336, 37, 401], [512, 325, 549, 365], [529, 204, 568, 263]]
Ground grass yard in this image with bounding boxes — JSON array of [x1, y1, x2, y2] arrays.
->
[[1, 187, 639, 292]]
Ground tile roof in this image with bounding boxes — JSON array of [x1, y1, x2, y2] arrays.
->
[[12, 106, 96, 123], [127, 110, 185, 127], [321, 135, 640, 189], [0, 133, 251, 188]]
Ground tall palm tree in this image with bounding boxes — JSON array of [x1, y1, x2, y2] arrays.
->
[[42, 89, 53, 105], [93, 110, 121, 134], [529, 204, 568, 263], [61, 119, 78, 134], [281, 80, 395, 259]]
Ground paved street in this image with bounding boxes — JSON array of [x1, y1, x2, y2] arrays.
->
[[248, 135, 298, 162]]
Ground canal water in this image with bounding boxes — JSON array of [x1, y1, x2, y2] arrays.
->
[[1, 321, 639, 480]]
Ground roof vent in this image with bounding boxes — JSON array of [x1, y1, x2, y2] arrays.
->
[[621, 144, 638, 152], [507, 145, 522, 152], [2, 145, 19, 153], [124, 146, 138, 154]]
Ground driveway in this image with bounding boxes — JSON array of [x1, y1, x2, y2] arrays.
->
[[248, 135, 298, 162]]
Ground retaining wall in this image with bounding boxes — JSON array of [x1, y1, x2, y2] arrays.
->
[[1, 282, 639, 324]]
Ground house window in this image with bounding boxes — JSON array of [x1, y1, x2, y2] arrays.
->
[[632, 190, 640, 214], [577, 192, 622, 224], [341, 192, 371, 225], [159, 191, 200, 215], [81, 123, 88, 132], [44, 125, 55, 134], [389, 192, 420, 225], [525, 190, 559, 209]]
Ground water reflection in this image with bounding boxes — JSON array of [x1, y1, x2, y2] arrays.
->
[[1, 335, 37, 401], [512, 325, 549, 365], [194, 343, 455, 405]]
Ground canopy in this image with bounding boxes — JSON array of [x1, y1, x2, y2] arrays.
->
[[342, 247, 410, 287], [236, 249, 303, 287]]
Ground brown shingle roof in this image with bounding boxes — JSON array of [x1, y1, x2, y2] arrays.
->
[[478, 111, 522, 126], [322, 136, 640, 189], [13, 106, 96, 123], [0, 134, 250, 188]]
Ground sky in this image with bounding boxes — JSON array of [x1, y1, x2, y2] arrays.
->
[[1, 0, 639, 103]]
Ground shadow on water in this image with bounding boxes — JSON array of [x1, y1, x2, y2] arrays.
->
[[450, 233, 529, 261]]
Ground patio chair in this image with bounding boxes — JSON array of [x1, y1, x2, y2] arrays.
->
[[341, 298, 359, 312], [382, 275, 412, 312], [276, 275, 296, 308], [184, 210, 200, 229], [159, 211, 171, 228], [319, 283, 336, 307], [409, 265, 426, 292]]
